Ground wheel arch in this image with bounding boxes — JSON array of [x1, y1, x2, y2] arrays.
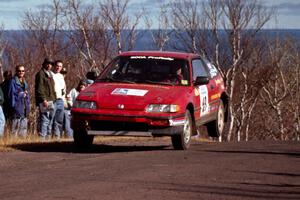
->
[[186, 103, 197, 135]]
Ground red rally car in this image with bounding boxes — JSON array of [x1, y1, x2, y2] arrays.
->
[[71, 51, 228, 150]]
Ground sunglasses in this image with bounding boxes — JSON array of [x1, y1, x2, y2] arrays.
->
[[17, 70, 25, 72]]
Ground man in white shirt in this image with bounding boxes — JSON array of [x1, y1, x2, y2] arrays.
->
[[52, 60, 66, 139]]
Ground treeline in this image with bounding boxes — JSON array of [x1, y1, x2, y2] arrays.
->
[[0, 0, 299, 141]]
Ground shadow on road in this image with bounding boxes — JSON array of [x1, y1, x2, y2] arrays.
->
[[204, 149, 300, 158], [9, 141, 171, 153], [148, 181, 300, 199]]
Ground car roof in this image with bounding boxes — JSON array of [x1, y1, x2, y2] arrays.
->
[[119, 51, 199, 60]]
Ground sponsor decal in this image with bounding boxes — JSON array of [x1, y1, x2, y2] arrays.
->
[[194, 88, 200, 96], [215, 79, 222, 85], [111, 88, 148, 96], [207, 63, 218, 77], [199, 85, 210, 116], [148, 56, 174, 61], [211, 93, 221, 100], [181, 80, 188, 85], [169, 119, 186, 126], [130, 56, 147, 59], [130, 56, 174, 61]]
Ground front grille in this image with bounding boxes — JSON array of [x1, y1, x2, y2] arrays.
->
[[89, 121, 150, 132]]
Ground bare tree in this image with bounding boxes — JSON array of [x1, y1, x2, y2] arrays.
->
[[259, 38, 290, 140], [234, 42, 267, 141], [100, 0, 143, 54], [285, 42, 300, 141], [169, 0, 206, 55], [22, 0, 65, 57], [221, 0, 272, 141], [61, 0, 113, 78], [144, 3, 173, 51], [202, 0, 225, 76]]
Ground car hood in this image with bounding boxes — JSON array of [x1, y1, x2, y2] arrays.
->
[[78, 83, 188, 111]]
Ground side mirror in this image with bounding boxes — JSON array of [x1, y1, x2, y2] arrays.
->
[[194, 76, 209, 85]]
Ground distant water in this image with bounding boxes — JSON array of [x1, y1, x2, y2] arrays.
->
[[134, 29, 300, 51], [3, 29, 300, 51]]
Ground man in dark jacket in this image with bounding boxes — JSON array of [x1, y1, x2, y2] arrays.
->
[[8, 65, 30, 137], [35, 58, 56, 139], [0, 70, 13, 119]]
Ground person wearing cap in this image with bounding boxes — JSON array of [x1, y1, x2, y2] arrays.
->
[[52, 60, 66, 139], [8, 65, 30, 137], [35, 58, 56, 140]]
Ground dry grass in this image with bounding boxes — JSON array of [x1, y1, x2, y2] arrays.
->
[[0, 135, 37, 152], [0, 134, 71, 152]]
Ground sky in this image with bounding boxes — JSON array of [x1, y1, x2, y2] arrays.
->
[[0, 0, 299, 30]]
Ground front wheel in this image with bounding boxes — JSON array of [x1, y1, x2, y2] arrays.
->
[[73, 129, 94, 150], [171, 110, 193, 150], [207, 100, 225, 137]]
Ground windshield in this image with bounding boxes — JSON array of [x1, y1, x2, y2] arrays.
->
[[97, 56, 190, 86]]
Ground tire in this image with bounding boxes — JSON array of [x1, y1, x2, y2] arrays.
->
[[171, 110, 193, 150], [207, 100, 225, 137], [73, 129, 94, 150]]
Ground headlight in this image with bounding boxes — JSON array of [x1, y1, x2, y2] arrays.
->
[[146, 104, 180, 113], [73, 100, 97, 109]]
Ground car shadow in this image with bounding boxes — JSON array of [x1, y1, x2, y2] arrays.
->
[[9, 141, 171, 153]]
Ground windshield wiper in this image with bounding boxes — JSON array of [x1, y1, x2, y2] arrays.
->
[[96, 77, 136, 84], [144, 80, 174, 86], [117, 79, 136, 84], [96, 77, 116, 82]]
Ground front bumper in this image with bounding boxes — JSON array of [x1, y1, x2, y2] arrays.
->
[[71, 112, 185, 136]]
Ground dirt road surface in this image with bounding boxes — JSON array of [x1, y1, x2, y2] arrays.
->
[[0, 138, 299, 200]]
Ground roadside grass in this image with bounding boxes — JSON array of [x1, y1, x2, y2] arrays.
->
[[0, 135, 41, 152], [0, 134, 73, 152]]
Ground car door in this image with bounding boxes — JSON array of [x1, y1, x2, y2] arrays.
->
[[203, 60, 223, 116], [192, 58, 217, 124]]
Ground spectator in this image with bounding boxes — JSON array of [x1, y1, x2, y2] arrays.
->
[[1, 70, 13, 120], [0, 87, 5, 138], [52, 60, 66, 139], [35, 58, 56, 140], [85, 78, 94, 86], [60, 67, 73, 138], [86, 70, 98, 82], [64, 80, 87, 138], [68, 80, 87, 107], [63, 94, 73, 138], [8, 65, 30, 137]]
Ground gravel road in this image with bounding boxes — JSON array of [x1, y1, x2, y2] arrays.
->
[[0, 138, 299, 200]]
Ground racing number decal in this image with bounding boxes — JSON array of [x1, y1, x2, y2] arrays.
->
[[199, 85, 209, 116]]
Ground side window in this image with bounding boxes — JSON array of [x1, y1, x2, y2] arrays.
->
[[192, 59, 209, 81]]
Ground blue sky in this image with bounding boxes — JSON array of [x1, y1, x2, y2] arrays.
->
[[0, 0, 299, 30]]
